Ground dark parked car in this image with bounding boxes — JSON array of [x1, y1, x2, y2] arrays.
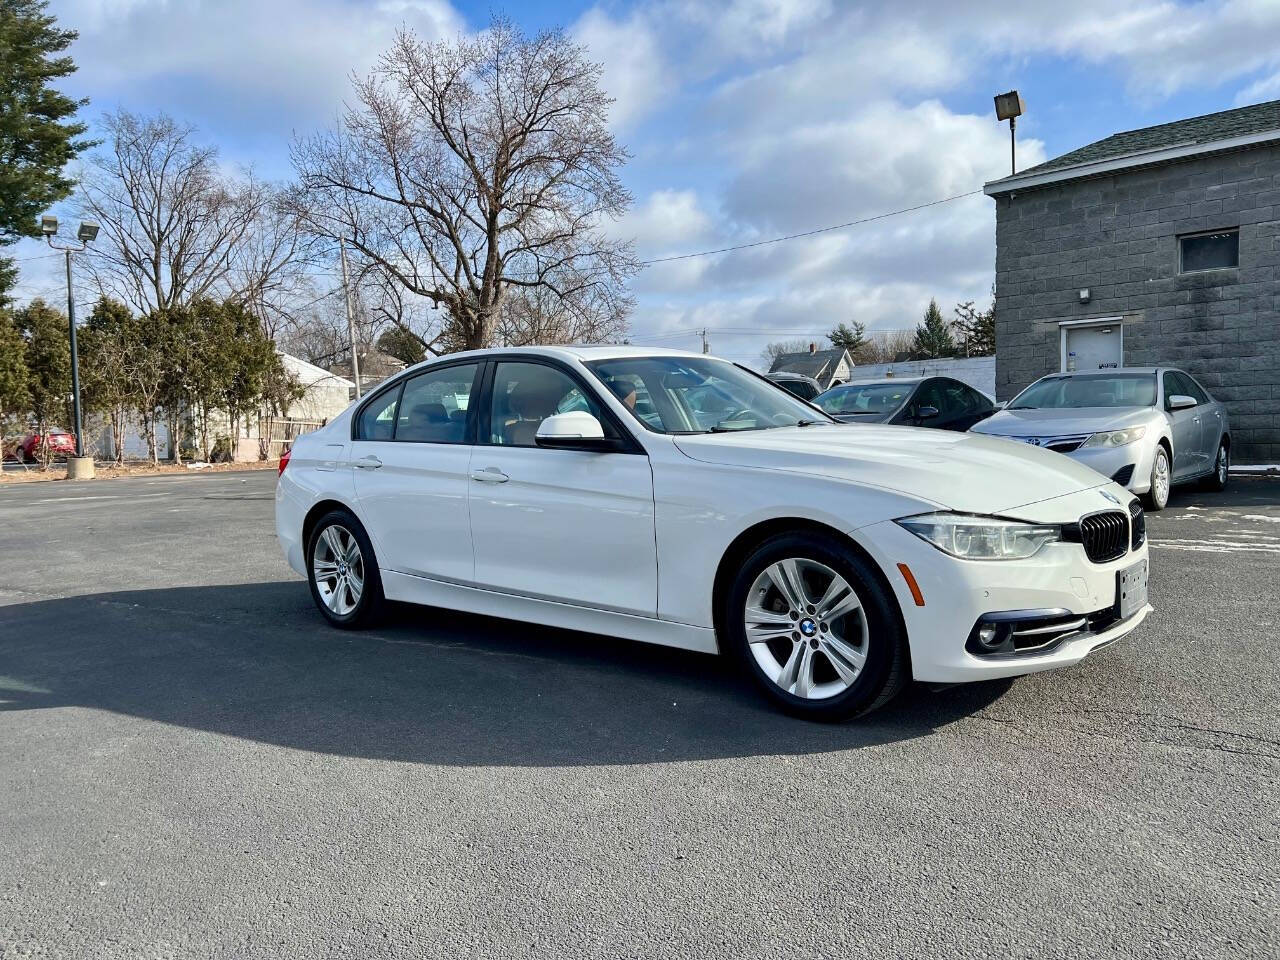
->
[[765, 372, 823, 402], [13, 429, 77, 462], [813, 377, 996, 431]]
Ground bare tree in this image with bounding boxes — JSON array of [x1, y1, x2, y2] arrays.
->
[[80, 110, 307, 320], [230, 192, 324, 338], [759, 339, 811, 370], [292, 16, 638, 352], [494, 281, 626, 347], [853, 330, 916, 364]]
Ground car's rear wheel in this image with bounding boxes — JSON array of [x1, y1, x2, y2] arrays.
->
[[307, 509, 384, 628], [725, 532, 908, 721], [1204, 439, 1229, 492], [1145, 446, 1171, 511]]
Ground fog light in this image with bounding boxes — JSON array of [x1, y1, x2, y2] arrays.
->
[[968, 621, 1014, 656]]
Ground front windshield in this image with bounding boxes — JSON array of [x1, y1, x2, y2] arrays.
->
[[586, 356, 831, 434], [1010, 373, 1157, 409], [814, 382, 913, 416]]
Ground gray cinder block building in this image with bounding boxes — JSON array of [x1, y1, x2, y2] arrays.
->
[[984, 100, 1280, 460]]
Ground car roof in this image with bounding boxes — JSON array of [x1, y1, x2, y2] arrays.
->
[[832, 377, 925, 387], [404, 344, 709, 371], [767, 371, 819, 381], [1038, 367, 1162, 377]]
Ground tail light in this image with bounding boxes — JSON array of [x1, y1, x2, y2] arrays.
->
[[278, 447, 292, 477]]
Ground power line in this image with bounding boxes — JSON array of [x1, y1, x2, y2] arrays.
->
[[4, 251, 63, 264], [638, 188, 982, 265]]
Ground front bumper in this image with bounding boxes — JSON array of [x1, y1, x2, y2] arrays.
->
[[850, 494, 1150, 683], [975, 432, 1157, 495], [1065, 442, 1156, 495]]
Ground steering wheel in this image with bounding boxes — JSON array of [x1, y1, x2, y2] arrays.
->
[[719, 407, 754, 423]]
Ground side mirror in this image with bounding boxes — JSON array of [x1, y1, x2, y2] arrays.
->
[[1168, 394, 1198, 411], [915, 405, 940, 422], [535, 411, 622, 451]]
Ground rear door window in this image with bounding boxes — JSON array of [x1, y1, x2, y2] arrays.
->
[[395, 363, 480, 443]]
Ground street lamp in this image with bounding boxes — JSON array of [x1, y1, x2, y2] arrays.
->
[[42, 215, 100, 476], [994, 90, 1025, 176]]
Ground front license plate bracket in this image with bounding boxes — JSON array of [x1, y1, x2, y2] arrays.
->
[[1117, 559, 1148, 619]]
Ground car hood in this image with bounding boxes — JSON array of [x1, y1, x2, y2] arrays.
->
[[973, 406, 1155, 437], [671, 424, 1110, 515]]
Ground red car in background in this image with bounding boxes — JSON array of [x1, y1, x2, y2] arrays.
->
[[11, 430, 78, 463]]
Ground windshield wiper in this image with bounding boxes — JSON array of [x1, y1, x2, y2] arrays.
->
[[795, 418, 827, 427]]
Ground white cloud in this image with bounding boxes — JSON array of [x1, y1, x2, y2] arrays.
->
[[722, 100, 1045, 234], [572, 7, 672, 131], [50, 0, 465, 151]]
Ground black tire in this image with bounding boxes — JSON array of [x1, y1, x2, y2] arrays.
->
[[1144, 445, 1171, 512], [1204, 439, 1229, 492], [306, 509, 385, 629], [724, 531, 908, 722]]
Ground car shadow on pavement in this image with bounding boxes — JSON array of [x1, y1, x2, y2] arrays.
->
[[0, 581, 1012, 766]]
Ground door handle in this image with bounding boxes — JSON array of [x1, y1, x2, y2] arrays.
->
[[1192, 416, 1201, 423], [353, 455, 382, 470], [470, 467, 509, 483]]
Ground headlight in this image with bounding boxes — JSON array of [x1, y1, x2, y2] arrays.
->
[[896, 513, 1062, 560], [1082, 425, 1146, 448]]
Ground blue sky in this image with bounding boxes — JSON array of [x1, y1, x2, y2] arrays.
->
[[12, 0, 1280, 365]]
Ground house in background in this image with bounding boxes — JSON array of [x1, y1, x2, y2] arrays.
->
[[329, 349, 408, 400], [984, 99, 1280, 460], [768, 343, 852, 391], [93, 352, 354, 462]]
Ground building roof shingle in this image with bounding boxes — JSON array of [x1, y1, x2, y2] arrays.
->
[[769, 348, 847, 380], [1020, 99, 1280, 177]]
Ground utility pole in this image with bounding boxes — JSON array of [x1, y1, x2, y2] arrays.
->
[[700, 329, 709, 354], [339, 238, 362, 399]]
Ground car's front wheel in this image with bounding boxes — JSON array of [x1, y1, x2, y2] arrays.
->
[[306, 509, 385, 628], [1145, 445, 1171, 511], [725, 532, 908, 721]]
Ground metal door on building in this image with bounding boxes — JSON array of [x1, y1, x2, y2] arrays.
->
[[1061, 320, 1123, 372]]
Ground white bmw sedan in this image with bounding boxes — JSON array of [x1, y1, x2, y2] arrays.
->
[[276, 346, 1152, 721]]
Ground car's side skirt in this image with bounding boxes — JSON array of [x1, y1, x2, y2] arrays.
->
[[381, 570, 720, 655]]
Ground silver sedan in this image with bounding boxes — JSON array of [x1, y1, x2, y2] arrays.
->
[[970, 367, 1231, 510]]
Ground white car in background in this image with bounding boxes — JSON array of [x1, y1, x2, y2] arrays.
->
[[276, 347, 1152, 721], [971, 367, 1231, 510]]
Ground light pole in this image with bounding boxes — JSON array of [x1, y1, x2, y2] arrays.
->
[[41, 216, 99, 475], [994, 90, 1025, 176]]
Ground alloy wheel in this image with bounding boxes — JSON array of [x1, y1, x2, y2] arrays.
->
[[742, 557, 869, 700], [312, 524, 365, 616], [1217, 444, 1229, 484], [1153, 450, 1170, 507]]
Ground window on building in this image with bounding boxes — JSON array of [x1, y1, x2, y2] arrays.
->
[[1179, 229, 1239, 273]]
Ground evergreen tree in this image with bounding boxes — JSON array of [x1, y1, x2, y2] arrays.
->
[[0, 1, 91, 300], [0, 309, 30, 429], [79, 298, 138, 463], [952, 299, 996, 357], [828, 321, 867, 354], [13, 298, 70, 436], [912, 298, 955, 358], [377, 326, 428, 366]]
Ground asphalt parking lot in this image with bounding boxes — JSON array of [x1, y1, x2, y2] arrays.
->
[[1, 471, 1277, 959]]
